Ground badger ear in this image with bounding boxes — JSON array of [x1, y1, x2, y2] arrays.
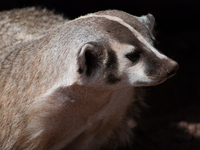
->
[[138, 14, 155, 31], [77, 43, 104, 77]]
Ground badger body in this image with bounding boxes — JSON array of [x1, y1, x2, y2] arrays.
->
[[0, 8, 179, 150]]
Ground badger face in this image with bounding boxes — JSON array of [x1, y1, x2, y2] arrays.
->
[[74, 11, 179, 88], [108, 40, 178, 87]]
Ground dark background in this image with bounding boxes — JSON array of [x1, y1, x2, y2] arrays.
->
[[0, 0, 200, 149]]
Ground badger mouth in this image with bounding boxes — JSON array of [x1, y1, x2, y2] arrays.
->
[[135, 70, 178, 87], [148, 71, 178, 86]]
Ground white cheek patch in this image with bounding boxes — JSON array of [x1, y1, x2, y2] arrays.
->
[[126, 63, 153, 86], [117, 51, 152, 86], [77, 14, 168, 60]]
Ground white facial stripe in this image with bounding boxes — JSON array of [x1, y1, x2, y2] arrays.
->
[[77, 14, 168, 59], [109, 41, 136, 53]]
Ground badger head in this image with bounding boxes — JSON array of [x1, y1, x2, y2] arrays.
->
[[57, 10, 178, 89]]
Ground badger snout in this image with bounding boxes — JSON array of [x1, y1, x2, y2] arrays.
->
[[143, 58, 179, 86], [156, 59, 179, 85], [166, 61, 179, 78]]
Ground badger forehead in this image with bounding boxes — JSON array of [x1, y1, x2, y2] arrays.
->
[[76, 13, 145, 44], [95, 10, 155, 44], [74, 13, 152, 48]]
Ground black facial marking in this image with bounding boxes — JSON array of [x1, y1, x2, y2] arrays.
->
[[106, 74, 121, 84], [145, 63, 158, 76], [78, 67, 84, 74], [143, 51, 161, 76], [106, 50, 117, 69], [106, 29, 111, 33], [105, 49, 120, 84]]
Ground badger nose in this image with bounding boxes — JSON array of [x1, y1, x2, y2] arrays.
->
[[166, 62, 179, 77]]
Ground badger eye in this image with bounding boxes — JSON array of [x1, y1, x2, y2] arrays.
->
[[126, 51, 141, 63]]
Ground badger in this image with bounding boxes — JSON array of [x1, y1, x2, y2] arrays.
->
[[0, 7, 179, 150]]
